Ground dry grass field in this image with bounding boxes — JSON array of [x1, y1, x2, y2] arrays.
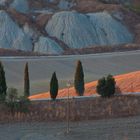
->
[[0, 116, 140, 140], [30, 71, 140, 99], [1, 50, 140, 95]]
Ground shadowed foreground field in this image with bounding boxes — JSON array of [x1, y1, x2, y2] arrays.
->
[[0, 116, 140, 140]]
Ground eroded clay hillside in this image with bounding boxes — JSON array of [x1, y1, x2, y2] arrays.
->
[[0, 0, 140, 55]]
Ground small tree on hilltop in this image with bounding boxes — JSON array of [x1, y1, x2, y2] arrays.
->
[[24, 62, 30, 97], [74, 60, 85, 96], [96, 75, 116, 98], [50, 72, 58, 100], [0, 61, 7, 101]]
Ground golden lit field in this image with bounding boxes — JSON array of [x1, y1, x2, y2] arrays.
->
[[1, 50, 140, 95], [30, 71, 140, 99]]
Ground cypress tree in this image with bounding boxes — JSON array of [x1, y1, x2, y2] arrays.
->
[[74, 60, 85, 96], [50, 72, 58, 100], [24, 62, 30, 97], [96, 77, 106, 97], [106, 75, 116, 97], [0, 61, 7, 101]]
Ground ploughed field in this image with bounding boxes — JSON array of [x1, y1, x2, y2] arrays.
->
[[0, 116, 140, 140], [2, 50, 140, 95]]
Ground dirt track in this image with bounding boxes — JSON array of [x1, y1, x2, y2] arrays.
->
[[0, 116, 140, 140], [1, 50, 140, 95]]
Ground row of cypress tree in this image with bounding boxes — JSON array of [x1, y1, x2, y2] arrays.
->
[[50, 60, 85, 100], [0, 60, 84, 101], [50, 60, 116, 100], [0, 60, 115, 101], [0, 61, 30, 101], [24, 63, 30, 97], [25, 60, 85, 100]]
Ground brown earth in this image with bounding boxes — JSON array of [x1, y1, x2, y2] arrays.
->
[[0, 44, 140, 56], [0, 48, 42, 56], [73, 0, 122, 13], [7, 8, 32, 27], [63, 44, 140, 55], [35, 13, 53, 30]]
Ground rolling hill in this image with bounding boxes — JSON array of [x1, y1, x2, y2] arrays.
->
[[29, 70, 140, 100]]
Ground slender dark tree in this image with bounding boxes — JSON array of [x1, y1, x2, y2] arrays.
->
[[50, 72, 58, 100], [0, 61, 7, 101], [96, 77, 106, 97], [24, 62, 30, 97], [106, 75, 116, 96], [96, 75, 116, 98], [74, 60, 85, 96]]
